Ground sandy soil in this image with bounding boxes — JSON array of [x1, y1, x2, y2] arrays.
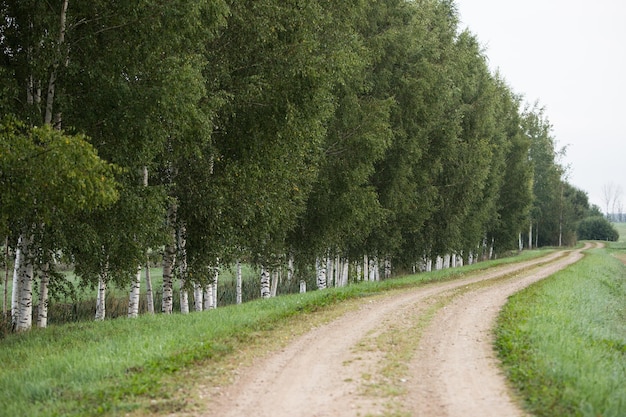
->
[[200, 245, 589, 417]]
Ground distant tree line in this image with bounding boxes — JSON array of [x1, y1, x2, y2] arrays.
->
[[0, 0, 599, 330]]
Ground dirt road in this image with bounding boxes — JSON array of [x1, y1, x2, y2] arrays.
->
[[203, 245, 589, 417]]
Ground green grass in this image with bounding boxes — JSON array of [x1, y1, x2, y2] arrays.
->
[[496, 243, 626, 417], [0, 249, 553, 417]]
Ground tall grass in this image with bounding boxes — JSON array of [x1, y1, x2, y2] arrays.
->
[[0, 249, 552, 416], [496, 244, 626, 417]]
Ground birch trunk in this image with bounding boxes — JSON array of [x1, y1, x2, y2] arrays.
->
[[236, 260, 242, 305], [14, 234, 34, 331], [203, 285, 212, 310], [528, 220, 533, 250], [177, 225, 189, 314], [341, 260, 349, 287], [162, 204, 177, 314], [212, 269, 218, 309], [363, 255, 369, 282], [287, 256, 294, 282], [162, 242, 175, 314], [11, 242, 21, 325], [270, 270, 279, 297], [299, 280, 306, 293], [128, 267, 141, 318], [44, 0, 69, 126], [316, 258, 327, 290], [194, 283, 203, 312], [145, 258, 154, 314], [260, 268, 271, 299], [95, 272, 107, 321], [37, 263, 49, 328], [3, 238, 8, 317]]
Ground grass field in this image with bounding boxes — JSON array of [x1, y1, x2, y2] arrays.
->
[[496, 236, 626, 417], [0, 249, 553, 417]]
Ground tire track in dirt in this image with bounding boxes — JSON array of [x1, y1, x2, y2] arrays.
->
[[200, 246, 589, 417]]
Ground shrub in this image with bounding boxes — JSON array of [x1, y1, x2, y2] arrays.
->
[[577, 216, 619, 241]]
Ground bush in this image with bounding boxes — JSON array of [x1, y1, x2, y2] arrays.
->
[[577, 216, 619, 241]]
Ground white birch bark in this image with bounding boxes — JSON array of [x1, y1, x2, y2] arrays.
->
[[287, 256, 294, 282], [162, 204, 177, 314], [11, 242, 21, 325], [203, 280, 213, 310], [209, 267, 218, 309], [162, 242, 175, 314], [177, 225, 189, 314], [363, 255, 369, 282], [145, 258, 154, 314], [326, 257, 334, 288], [3, 238, 9, 317], [299, 280, 306, 293], [37, 264, 49, 328], [128, 267, 141, 318], [372, 258, 380, 281], [43, 0, 68, 126], [341, 260, 349, 287], [260, 267, 271, 298], [384, 259, 391, 278], [14, 234, 34, 331], [236, 260, 243, 305], [270, 270, 279, 297], [528, 221, 533, 250], [316, 258, 327, 290], [95, 273, 107, 321], [356, 262, 362, 282], [194, 283, 203, 312]]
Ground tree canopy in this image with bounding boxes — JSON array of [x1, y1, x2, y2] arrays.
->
[[0, 0, 596, 327]]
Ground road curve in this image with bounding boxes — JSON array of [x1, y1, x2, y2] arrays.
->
[[199, 244, 590, 417]]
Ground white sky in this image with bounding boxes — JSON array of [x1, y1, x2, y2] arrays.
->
[[455, 0, 626, 209]]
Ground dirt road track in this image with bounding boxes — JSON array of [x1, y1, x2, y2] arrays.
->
[[202, 244, 590, 417]]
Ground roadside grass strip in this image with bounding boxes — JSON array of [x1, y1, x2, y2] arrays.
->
[[0, 249, 552, 417], [496, 244, 626, 417]]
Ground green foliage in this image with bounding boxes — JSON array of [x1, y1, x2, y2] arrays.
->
[[0, 117, 119, 233], [496, 248, 626, 417], [577, 216, 619, 241]]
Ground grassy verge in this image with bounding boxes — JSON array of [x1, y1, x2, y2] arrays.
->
[[0, 249, 551, 417], [495, 243, 626, 417]]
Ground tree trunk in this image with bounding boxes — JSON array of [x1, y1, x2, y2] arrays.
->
[[44, 0, 69, 126], [177, 224, 189, 314], [128, 266, 141, 318], [212, 269, 218, 309], [11, 242, 21, 325], [316, 258, 327, 290], [363, 255, 369, 282], [3, 237, 9, 317], [236, 260, 242, 305], [270, 270, 279, 297], [341, 260, 349, 286], [14, 234, 34, 332], [299, 280, 306, 293], [260, 267, 271, 299], [95, 272, 107, 321], [37, 263, 50, 328], [194, 283, 203, 312], [145, 257, 154, 314], [162, 204, 177, 314]]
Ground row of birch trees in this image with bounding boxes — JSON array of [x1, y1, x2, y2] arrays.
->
[[0, 0, 595, 331]]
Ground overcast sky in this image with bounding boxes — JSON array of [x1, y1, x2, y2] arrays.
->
[[455, 0, 626, 210]]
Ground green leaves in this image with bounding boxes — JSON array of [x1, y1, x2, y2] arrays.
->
[[0, 118, 119, 232]]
